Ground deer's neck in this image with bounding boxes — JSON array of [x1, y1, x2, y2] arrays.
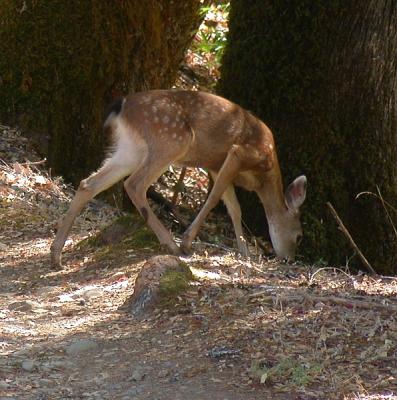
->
[[256, 165, 287, 222]]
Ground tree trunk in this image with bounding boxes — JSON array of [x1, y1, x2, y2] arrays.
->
[[0, 0, 204, 184], [218, 1, 397, 273]]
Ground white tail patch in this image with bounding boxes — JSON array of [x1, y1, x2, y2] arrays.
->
[[107, 117, 148, 175]]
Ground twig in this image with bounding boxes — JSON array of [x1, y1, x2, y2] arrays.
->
[[171, 167, 187, 205], [303, 293, 397, 312], [309, 267, 356, 286], [20, 159, 47, 166], [356, 188, 397, 239], [326, 202, 376, 275], [147, 186, 190, 229]]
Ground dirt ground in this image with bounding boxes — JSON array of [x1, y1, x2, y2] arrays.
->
[[1, 126, 397, 400]]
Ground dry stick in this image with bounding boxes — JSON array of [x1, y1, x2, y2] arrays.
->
[[20, 159, 47, 166], [326, 202, 376, 275], [147, 186, 189, 229], [171, 167, 187, 205], [248, 291, 397, 311]]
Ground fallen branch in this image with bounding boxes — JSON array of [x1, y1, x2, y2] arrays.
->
[[303, 293, 397, 312], [147, 186, 215, 244], [326, 202, 376, 275], [147, 186, 190, 229], [20, 159, 47, 166], [248, 291, 397, 311]]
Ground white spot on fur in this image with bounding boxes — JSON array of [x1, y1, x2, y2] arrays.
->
[[163, 115, 170, 124], [172, 133, 177, 139]]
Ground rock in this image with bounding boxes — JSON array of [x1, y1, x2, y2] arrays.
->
[[12, 348, 31, 357], [81, 288, 103, 301], [122, 387, 141, 398], [0, 381, 9, 390], [41, 359, 73, 371], [97, 220, 133, 245], [121, 255, 193, 317], [21, 359, 36, 372], [65, 339, 98, 355], [130, 367, 146, 382], [158, 369, 169, 378], [8, 300, 36, 312]]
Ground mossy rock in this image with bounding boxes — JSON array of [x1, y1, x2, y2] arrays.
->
[[122, 255, 194, 317], [77, 213, 160, 261], [158, 262, 194, 300]]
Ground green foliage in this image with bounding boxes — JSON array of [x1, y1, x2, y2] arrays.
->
[[219, 1, 397, 272], [191, 2, 230, 73], [250, 358, 322, 386]]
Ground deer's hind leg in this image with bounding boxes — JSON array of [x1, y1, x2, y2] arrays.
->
[[123, 135, 191, 255], [51, 127, 148, 268]]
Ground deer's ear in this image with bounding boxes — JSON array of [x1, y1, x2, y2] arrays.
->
[[285, 175, 307, 211]]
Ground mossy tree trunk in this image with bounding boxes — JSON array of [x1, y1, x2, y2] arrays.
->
[[218, 1, 397, 273], [0, 0, 205, 184]]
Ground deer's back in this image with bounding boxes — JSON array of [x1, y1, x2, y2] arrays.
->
[[122, 90, 274, 171]]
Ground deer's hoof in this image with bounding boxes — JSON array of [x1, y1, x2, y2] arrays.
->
[[50, 250, 63, 270], [180, 235, 193, 255]]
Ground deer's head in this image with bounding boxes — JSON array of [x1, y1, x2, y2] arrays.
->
[[267, 175, 307, 261]]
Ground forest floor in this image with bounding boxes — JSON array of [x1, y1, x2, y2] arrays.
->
[[1, 127, 397, 400], [1, 5, 397, 399]]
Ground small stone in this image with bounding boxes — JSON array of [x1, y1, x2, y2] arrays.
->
[[0, 381, 9, 389], [130, 367, 146, 382], [41, 359, 73, 371], [123, 387, 141, 397], [158, 369, 169, 378], [9, 300, 35, 312], [81, 289, 103, 301], [65, 339, 98, 355], [39, 378, 53, 386], [21, 359, 36, 372]]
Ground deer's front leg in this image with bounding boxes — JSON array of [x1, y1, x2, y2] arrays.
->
[[181, 147, 242, 254], [210, 171, 249, 257]]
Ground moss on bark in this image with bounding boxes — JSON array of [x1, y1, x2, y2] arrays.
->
[[0, 0, 204, 183], [218, 1, 397, 273]]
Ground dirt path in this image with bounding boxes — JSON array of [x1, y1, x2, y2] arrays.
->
[[1, 127, 397, 400]]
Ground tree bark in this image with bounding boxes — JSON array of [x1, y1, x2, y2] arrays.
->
[[0, 0, 205, 184], [218, 0, 397, 273]]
